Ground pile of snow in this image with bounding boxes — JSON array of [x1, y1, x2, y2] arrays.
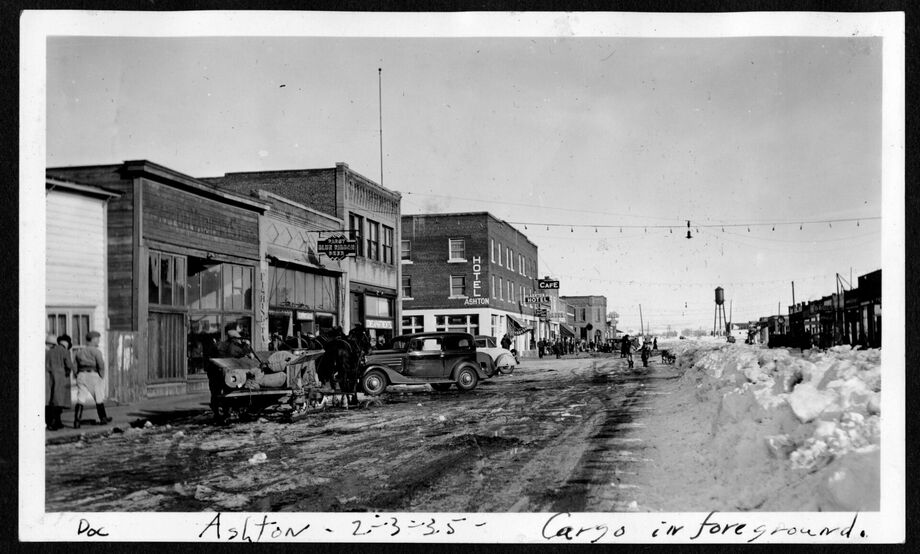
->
[[670, 340, 881, 510]]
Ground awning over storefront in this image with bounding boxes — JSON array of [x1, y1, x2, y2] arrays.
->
[[559, 323, 576, 338], [506, 314, 532, 337]]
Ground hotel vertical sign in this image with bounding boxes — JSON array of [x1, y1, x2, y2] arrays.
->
[[464, 255, 489, 306]]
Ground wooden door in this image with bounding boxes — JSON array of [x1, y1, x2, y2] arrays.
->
[[147, 312, 187, 382]]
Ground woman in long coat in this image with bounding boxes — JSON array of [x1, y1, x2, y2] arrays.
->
[[45, 334, 73, 430]]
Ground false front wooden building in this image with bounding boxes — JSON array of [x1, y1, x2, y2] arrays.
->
[[47, 160, 268, 401]]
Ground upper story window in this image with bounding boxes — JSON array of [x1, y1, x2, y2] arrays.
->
[[401, 274, 412, 298], [382, 225, 394, 264], [401, 239, 411, 261], [490, 239, 496, 263], [450, 275, 467, 297], [507, 280, 514, 302], [506, 247, 513, 271], [579, 308, 586, 321], [497, 242, 502, 266], [519, 254, 524, 276], [366, 220, 380, 261], [349, 214, 365, 257], [448, 238, 466, 262]]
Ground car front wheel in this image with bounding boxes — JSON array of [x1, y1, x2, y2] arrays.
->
[[361, 370, 388, 396], [455, 366, 479, 392]]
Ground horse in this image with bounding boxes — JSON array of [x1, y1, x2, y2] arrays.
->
[[314, 329, 366, 408]]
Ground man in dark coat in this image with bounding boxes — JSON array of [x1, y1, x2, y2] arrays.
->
[[501, 334, 512, 350], [217, 329, 249, 358], [45, 334, 73, 430]]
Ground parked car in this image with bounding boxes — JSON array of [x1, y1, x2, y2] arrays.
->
[[360, 332, 490, 395], [473, 335, 517, 376]]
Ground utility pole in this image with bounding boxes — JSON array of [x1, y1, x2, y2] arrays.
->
[[638, 304, 644, 337], [791, 281, 796, 305], [378, 67, 384, 187]]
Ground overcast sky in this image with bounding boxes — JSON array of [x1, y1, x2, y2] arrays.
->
[[47, 35, 883, 333]]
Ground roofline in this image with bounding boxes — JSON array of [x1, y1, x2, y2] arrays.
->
[[208, 162, 402, 202], [45, 176, 122, 199], [256, 190, 345, 226], [402, 211, 539, 250], [122, 160, 270, 212]]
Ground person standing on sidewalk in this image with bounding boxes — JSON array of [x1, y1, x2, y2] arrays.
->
[[45, 334, 73, 430], [73, 331, 111, 428]]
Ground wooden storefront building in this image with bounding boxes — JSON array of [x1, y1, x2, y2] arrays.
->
[[47, 160, 268, 401]]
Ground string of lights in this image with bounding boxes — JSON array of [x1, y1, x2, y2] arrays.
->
[[508, 216, 880, 232]]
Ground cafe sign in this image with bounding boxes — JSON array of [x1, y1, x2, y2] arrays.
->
[[538, 279, 560, 290], [317, 235, 357, 260]]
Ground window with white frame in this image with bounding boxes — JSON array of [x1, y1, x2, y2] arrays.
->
[[519, 254, 524, 275], [450, 275, 466, 297], [507, 248, 513, 271], [401, 239, 411, 260], [491, 314, 499, 336], [448, 238, 466, 261], [435, 314, 479, 334], [499, 277, 504, 300], [401, 315, 424, 334], [490, 239, 495, 263], [349, 213, 365, 257], [497, 242, 502, 266], [508, 280, 514, 302], [491, 275, 496, 298]]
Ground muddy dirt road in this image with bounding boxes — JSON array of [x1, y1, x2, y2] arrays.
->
[[46, 355, 678, 512]]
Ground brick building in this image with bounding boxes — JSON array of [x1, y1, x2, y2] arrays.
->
[[400, 212, 540, 353], [203, 162, 402, 345], [559, 295, 608, 343]]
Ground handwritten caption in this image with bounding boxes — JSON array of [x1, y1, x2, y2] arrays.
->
[[74, 511, 868, 542], [541, 511, 867, 544]]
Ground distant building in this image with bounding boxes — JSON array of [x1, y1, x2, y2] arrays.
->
[[400, 212, 539, 353], [203, 162, 402, 345], [559, 295, 607, 343]]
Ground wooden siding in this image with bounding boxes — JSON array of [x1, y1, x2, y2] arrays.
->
[[106, 330, 144, 404], [45, 191, 107, 307], [107, 185, 136, 330], [142, 178, 260, 259]]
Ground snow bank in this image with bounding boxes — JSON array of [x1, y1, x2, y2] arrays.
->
[[670, 340, 881, 510]]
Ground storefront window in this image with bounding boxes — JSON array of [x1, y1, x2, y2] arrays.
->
[[365, 296, 392, 318], [149, 251, 189, 306], [187, 314, 220, 375], [435, 314, 479, 334], [402, 315, 424, 334]]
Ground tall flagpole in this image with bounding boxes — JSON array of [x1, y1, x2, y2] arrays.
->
[[378, 67, 384, 187]]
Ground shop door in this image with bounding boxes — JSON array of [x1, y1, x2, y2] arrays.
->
[[147, 312, 187, 382]]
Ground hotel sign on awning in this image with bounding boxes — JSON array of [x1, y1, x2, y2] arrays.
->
[[317, 235, 357, 260]]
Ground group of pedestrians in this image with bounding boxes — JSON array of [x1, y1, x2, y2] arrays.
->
[[619, 334, 658, 368], [536, 338, 578, 359], [44, 330, 111, 431]]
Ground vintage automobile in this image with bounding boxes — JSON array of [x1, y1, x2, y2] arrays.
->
[[360, 332, 490, 395], [473, 335, 517, 376]]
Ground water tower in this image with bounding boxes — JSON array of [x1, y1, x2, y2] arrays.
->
[[713, 287, 728, 336]]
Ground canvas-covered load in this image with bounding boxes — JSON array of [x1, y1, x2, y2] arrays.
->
[[207, 356, 290, 391]]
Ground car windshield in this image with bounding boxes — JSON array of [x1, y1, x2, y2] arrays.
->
[[476, 337, 496, 348]]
